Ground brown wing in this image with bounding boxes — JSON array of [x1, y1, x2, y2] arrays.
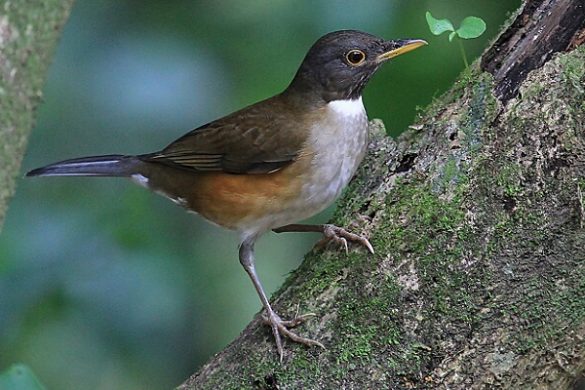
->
[[142, 96, 309, 174]]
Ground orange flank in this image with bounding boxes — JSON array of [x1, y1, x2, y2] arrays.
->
[[191, 160, 308, 229]]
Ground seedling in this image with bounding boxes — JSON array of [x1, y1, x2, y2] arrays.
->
[[425, 11, 486, 69]]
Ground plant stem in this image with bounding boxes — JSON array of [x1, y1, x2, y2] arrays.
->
[[457, 38, 469, 70]]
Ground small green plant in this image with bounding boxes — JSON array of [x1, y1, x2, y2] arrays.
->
[[425, 11, 486, 70]]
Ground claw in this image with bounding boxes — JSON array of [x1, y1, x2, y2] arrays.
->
[[322, 224, 374, 254], [262, 311, 324, 362]]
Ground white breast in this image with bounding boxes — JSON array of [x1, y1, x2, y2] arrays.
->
[[297, 97, 368, 216]]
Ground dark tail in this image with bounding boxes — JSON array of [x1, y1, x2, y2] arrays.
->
[[26, 154, 141, 178]]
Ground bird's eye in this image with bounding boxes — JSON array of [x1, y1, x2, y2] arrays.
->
[[346, 49, 366, 65]]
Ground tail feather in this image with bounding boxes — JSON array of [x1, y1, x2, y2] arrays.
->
[[26, 155, 140, 178]]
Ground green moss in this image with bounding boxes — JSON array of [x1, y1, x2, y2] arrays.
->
[[357, 176, 473, 373], [332, 281, 402, 363], [505, 260, 585, 354], [440, 157, 460, 188], [559, 46, 585, 93], [461, 47, 585, 361], [495, 164, 523, 197]]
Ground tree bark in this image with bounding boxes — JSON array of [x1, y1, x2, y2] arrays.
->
[[181, 1, 585, 389], [0, 0, 74, 231]]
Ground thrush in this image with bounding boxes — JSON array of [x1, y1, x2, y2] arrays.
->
[[27, 30, 426, 361]]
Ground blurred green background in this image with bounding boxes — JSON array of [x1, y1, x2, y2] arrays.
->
[[0, 1, 520, 389]]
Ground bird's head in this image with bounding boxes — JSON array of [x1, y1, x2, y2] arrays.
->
[[286, 30, 427, 103]]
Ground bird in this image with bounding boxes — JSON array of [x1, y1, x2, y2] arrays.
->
[[26, 30, 426, 361]]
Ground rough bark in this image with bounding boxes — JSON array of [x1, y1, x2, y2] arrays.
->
[[181, 1, 585, 389], [0, 0, 74, 231]]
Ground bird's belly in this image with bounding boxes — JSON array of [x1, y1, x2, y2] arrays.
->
[[145, 99, 368, 239]]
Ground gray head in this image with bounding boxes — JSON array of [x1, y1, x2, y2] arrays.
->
[[286, 30, 426, 102]]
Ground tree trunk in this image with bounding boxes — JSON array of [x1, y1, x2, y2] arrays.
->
[[181, 1, 585, 389], [0, 0, 74, 231]]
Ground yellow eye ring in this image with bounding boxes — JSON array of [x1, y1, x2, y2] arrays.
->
[[346, 49, 366, 65]]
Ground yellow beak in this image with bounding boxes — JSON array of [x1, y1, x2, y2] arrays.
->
[[376, 39, 428, 62]]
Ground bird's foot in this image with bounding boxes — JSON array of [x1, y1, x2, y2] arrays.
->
[[315, 224, 374, 254], [273, 223, 374, 254], [261, 311, 324, 362]]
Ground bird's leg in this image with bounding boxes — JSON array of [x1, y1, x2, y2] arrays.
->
[[239, 238, 324, 361], [273, 223, 374, 254]]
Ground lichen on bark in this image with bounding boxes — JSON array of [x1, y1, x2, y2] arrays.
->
[[0, 0, 74, 231]]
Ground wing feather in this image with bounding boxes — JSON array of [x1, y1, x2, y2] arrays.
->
[[141, 96, 308, 174]]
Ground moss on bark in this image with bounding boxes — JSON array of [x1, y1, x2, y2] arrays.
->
[[0, 0, 74, 231]]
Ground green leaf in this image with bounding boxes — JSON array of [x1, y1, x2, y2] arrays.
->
[[448, 31, 457, 42], [425, 11, 455, 36], [0, 365, 46, 390], [456, 16, 486, 39]]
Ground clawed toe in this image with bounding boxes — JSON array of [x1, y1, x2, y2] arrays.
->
[[262, 312, 325, 361], [277, 323, 325, 349], [262, 312, 317, 328], [320, 224, 374, 254]]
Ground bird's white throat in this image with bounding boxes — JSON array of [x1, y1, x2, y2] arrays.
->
[[327, 96, 365, 118]]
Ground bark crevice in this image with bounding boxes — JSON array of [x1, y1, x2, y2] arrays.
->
[[481, 0, 585, 102]]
